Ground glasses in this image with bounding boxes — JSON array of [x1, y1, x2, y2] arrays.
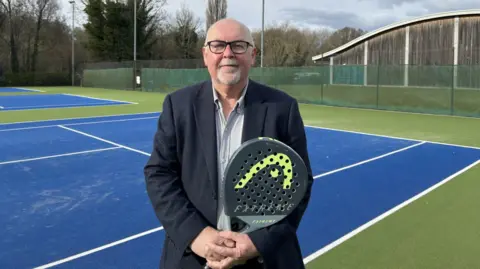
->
[[205, 40, 252, 54]]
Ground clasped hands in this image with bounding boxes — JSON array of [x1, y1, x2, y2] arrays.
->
[[190, 226, 259, 269]]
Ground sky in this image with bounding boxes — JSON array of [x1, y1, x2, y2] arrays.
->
[[59, 0, 480, 33]]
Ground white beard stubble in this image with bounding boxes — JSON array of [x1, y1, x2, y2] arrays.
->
[[216, 60, 242, 85]]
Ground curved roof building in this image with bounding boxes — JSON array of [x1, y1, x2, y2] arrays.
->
[[312, 9, 480, 64], [311, 9, 480, 87]]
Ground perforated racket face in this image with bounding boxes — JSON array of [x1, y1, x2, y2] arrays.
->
[[223, 137, 309, 232]]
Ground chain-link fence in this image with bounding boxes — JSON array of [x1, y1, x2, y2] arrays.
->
[[78, 59, 480, 118]]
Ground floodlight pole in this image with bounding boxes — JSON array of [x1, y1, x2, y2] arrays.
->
[[133, 0, 137, 90], [69, 0, 75, 86], [134, 0, 137, 63], [261, 0, 264, 68]]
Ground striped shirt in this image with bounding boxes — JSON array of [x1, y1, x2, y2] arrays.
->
[[213, 81, 248, 231]]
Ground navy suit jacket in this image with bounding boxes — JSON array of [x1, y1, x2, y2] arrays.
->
[[144, 79, 314, 269]]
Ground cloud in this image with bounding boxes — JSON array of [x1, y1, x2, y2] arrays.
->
[[278, 7, 404, 32], [376, 0, 480, 14], [376, 0, 422, 9], [60, 0, 480, 34]]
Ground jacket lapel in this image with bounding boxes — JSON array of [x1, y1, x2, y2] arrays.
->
[[192, 79, 268, 199], [193, 80, 218, 198], [242, 80, 267, 142]]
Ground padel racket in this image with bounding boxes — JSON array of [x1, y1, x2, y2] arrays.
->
[[205, 137, 309, 268]]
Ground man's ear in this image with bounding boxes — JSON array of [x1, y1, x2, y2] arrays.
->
[[202, 46, 208, 66], [250, 47, 257, 66]]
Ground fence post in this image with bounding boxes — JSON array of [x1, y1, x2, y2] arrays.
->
[[376, 63, 380, 109], [132, 60, 137, 91], [450, 62, 455, 115]]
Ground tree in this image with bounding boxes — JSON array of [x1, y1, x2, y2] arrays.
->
[[26, 0, 59, 72], [251, 22, 332, 67], [83, 0, 161, 61], [319, 27, 365, 53], [131, 0, 160, 60], [0, 0, 23, 73], [174, 3, 200, 59], [205, 0, 226, 31], [83, 0, 106, 60]]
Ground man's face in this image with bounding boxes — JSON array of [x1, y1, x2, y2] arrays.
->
[[202, 22, 257, 86]]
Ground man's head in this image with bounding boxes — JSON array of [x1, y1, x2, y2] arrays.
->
[[202, 18, 256, 89]]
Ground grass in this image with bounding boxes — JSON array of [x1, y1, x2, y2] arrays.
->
[[0, 87, 165, 123], [1, 86, 479, 269], [306, 163, 480, 269]]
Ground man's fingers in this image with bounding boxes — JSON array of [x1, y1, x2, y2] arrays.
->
[[205, 243, 239, 258], [222, 238, 236, 248], [218, 230, 238, 241], [204, 244, 226, 261], [214, 234, 236, 247], [206, 256, 234, 269]]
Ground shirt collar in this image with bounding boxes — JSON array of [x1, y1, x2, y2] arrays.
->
[[213, 80, 248, 112]]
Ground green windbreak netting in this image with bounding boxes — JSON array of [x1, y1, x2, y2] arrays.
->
[[82, 68, 134, 90], [141, 68, 210, 92], [82, 64, 480, 118]]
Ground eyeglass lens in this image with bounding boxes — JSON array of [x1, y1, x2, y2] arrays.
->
[[209, 41, 249, 53]]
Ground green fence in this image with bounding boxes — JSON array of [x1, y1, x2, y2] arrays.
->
[[81, 63, 480, 118]]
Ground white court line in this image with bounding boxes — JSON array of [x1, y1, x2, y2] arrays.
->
[[1, 113, 477, 151], [63, 116, 158, 127], [2, 102, 134, 111], [0, 116, 158, 132], [57, 125, 150, 157], [313, 141, 426, 179], [1, 109, 478, 152], [33, 227, 164, 269], [31, 139, 425, 268], [306, 124, 480, 151], [0, 147, 121, 165], [15, 87, 45, 92], [61, 93, 138, 105], [0, 111, 160, 126], [302, 102, 480, 121], [303, 158, 480, 264]]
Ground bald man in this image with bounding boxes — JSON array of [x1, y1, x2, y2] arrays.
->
[[144, 18, 314, 269]]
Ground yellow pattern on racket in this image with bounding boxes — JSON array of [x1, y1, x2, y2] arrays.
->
[[235, 152, 293, 190]]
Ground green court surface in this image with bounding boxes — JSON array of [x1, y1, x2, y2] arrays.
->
[[1, 86, 479, 269]]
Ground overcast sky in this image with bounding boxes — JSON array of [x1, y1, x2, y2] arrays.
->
[[59, 0, 480, 32]]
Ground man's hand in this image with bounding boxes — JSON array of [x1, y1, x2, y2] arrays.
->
[[205, 231, 259, 269], [190, 227, 236, 261]]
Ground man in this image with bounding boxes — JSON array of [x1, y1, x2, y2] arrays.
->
[[144, 18, 314, 269]]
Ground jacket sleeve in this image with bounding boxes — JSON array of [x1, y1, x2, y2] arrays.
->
[[247, 99, 314, 268], [144, 94, 211, 255]]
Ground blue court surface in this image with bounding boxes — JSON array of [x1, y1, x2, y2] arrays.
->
[[0, 87, 43, 93], [0, 94, 136, 111], [1, 112, 479, 268]]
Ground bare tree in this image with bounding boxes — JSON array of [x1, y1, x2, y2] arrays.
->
[[26, 0, 59, 72], [252, 22, 332, 67], [1, 0, 20, 72], [0, 1, 6, 28], [205, 0, 226, 31], [173, 3, 201, 59]]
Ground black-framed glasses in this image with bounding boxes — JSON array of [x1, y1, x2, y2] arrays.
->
[[205, 40, 252, 54]]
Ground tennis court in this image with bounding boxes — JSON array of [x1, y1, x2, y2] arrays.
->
[[0, 93, 136, 111], [1, 111, 479, 268]]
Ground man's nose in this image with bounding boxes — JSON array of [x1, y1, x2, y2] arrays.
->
[[223, 44, 235, 57]]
